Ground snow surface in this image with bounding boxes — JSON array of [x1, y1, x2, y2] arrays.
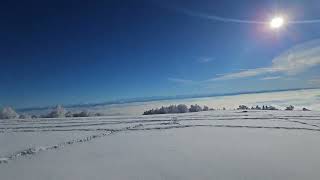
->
[[1, 110, 320, 180]]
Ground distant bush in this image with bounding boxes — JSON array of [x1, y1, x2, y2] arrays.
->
[[261, 105, 278, 110], [19, 114, 30, 119], [237, 105, 249, 110], [72, 111, 91, 117], [285, 105, 294, 111], [0, 107, 19, 119], [31, 115, 38, 119], [251, 105, 262, 110], [238, 105, 278, 111], [302, 107, 311, 111], [64, 111, 102, 118], [65, 111, 73, 118], [94, 112, 104, 117]]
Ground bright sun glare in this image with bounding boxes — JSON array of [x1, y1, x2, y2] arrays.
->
[[270, 17, 285, 29]]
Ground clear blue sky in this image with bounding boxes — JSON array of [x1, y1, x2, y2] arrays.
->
[[1, 0, 320, 108]]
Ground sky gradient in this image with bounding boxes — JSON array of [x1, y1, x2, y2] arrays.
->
[[1, 0, 320, 108]]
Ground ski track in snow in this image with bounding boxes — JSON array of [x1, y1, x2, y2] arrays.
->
[[1, 110, 320, 164]]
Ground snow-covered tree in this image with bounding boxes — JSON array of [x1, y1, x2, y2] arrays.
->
[[177, 104, 189, 113], [203, 106, 209, 111], [189, 104, 202, 112], [0, 107, 19, 119], [46, 105, 66, 118]]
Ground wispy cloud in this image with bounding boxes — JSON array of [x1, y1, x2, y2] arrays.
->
[[211, 67, 277, 81], [197, 57, 214, 63], [208, 39, 320, 81], [168, 78, 194, 85], [176, 7, 320, 25], [169, 39, 320, 86], [261, 76, 282, 80]]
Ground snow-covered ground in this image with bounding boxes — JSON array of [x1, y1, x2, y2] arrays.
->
[[1, 110, 320, 179]]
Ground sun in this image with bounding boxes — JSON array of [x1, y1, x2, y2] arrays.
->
[[270, 16, 285, 29]]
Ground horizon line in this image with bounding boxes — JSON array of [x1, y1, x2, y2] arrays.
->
[[17, 87, 318, 112]]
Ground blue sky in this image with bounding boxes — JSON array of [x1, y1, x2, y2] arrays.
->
[[1, 0, 320, 108]]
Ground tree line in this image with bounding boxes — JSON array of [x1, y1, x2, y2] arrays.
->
[[143, 104, 311, 115], [0, 105, 103, 119], [236, 105, 308, 111], [0, 104, 313, 119], [143, 104, 211, 115]]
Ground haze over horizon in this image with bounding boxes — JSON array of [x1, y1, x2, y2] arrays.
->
[[1, 0, 320, 108], [16, 87, 319, 110]]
